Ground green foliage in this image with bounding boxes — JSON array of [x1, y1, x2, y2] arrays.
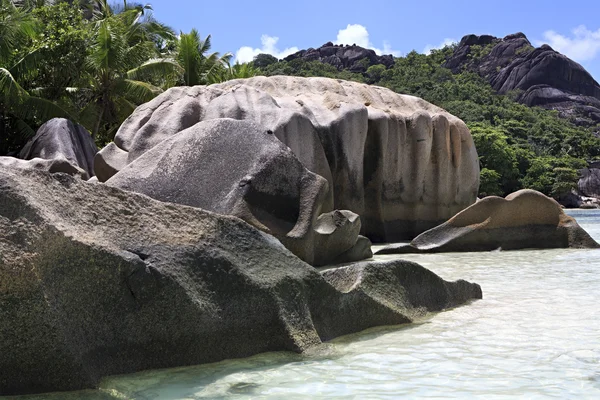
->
[[522, 156, 586, 196], [366, 64, 386, 83], [470, 124, 520, 194], [259, 58, 364, 82], [468, 43, 494, 60], [0, 0, 234, 150], [551, 167, 580, 198], [515, 44, 534, 56], [252, 53, 278, 69], [28, 3, 89, 99], [479, 168, 503, 197], [174, 29, 231, 86]]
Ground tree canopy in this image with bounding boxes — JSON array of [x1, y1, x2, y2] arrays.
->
[[0, 0, 255, 151]]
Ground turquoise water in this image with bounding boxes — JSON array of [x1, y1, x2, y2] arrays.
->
[[8, 210, 600, 399]]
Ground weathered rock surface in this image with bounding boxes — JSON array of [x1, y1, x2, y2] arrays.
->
[[0, 167, 482, 395], [105, 118, 368, 266], [18, 118, 98, 179], [377, 189, 600, 254], [444, 33, 600, 126], [0, 155, 86, 177], [96, 76, 480, 241], [284, 42, 395, 73], [578, 160, 600, 198]]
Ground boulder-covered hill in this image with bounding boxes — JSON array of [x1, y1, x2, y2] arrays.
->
[[283, 42, 395, 73], [444, 33, 600, 127]]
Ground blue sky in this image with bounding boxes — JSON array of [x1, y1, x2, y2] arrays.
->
[[148, 0, 600, 80]]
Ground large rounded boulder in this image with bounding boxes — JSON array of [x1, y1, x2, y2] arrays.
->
[[105, 118, 370, 266], [0, 166, 482, 396], [95, 76, 480, 241], [377, 189, 600, 254]]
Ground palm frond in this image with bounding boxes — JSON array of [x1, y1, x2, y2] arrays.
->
[[0, 67, 28, 105], [18, 95, 75, 121], [88, 18, 127, 73], [118, 78, 162, 103], [8, 46, 43, 81], [177, 30, 202, 86], [126, 58, 183, 80]]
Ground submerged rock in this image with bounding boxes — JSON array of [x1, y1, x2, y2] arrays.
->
[[95, 76, 480, 241], [0, 167, 481, 396], [377, 189, 600, 254]]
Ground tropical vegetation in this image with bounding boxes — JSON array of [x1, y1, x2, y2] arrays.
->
[[0, 0, 254, 153]]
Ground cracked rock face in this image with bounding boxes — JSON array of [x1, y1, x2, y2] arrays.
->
[[95, 76, 480, 241], [0, 167, 481, 396]]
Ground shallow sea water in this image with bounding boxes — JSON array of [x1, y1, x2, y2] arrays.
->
[[8, 210, 600, 399]]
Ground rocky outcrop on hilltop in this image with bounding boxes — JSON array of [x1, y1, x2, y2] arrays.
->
[[0, 167, 482, 395], [283, 42, 394, 73], [377, 189, 600, 254], [96, 76, 480, 242], [444, 33, 600, 126], [0, 118, 97, 179]]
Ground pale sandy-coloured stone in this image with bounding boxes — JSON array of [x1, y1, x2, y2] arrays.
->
[[96, 76, 480, 240]]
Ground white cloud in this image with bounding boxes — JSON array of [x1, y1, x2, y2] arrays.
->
[[234, 25, 401, 64], [335, 24, 402, 57], [235, 35, 299, 63], [422, 38, 457, 54], [535, 25, 600, 62]]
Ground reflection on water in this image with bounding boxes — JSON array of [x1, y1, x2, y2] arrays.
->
[[8, 210, 600, 399]]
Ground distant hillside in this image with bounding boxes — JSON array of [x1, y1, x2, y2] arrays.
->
[[253, 38, 600, 202], [283, 42, 394, 73], [445, 33, 600, 128]]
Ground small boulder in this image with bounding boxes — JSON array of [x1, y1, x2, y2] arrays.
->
[[19, 118, 98, 179], [377, 189, 600, 254]]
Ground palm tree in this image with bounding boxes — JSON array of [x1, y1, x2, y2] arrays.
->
[[0, 0, 73, 153], [79, 3, 181, 141], [227, 62, 259, 80], [175, 29, 232, 86]]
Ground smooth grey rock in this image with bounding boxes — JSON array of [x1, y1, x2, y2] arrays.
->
[[377, 189, 600, 254], [578, 160, 600, 198], [96, 76, 480, 241], [0, 166, 482, 395], [312, 210, 371, 266], [0, 156, 85, 177], [93, 142, 128, 182], [19, 118, 97, 179], [105, 118, 361, 266], [331, 235, 373, 265]]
